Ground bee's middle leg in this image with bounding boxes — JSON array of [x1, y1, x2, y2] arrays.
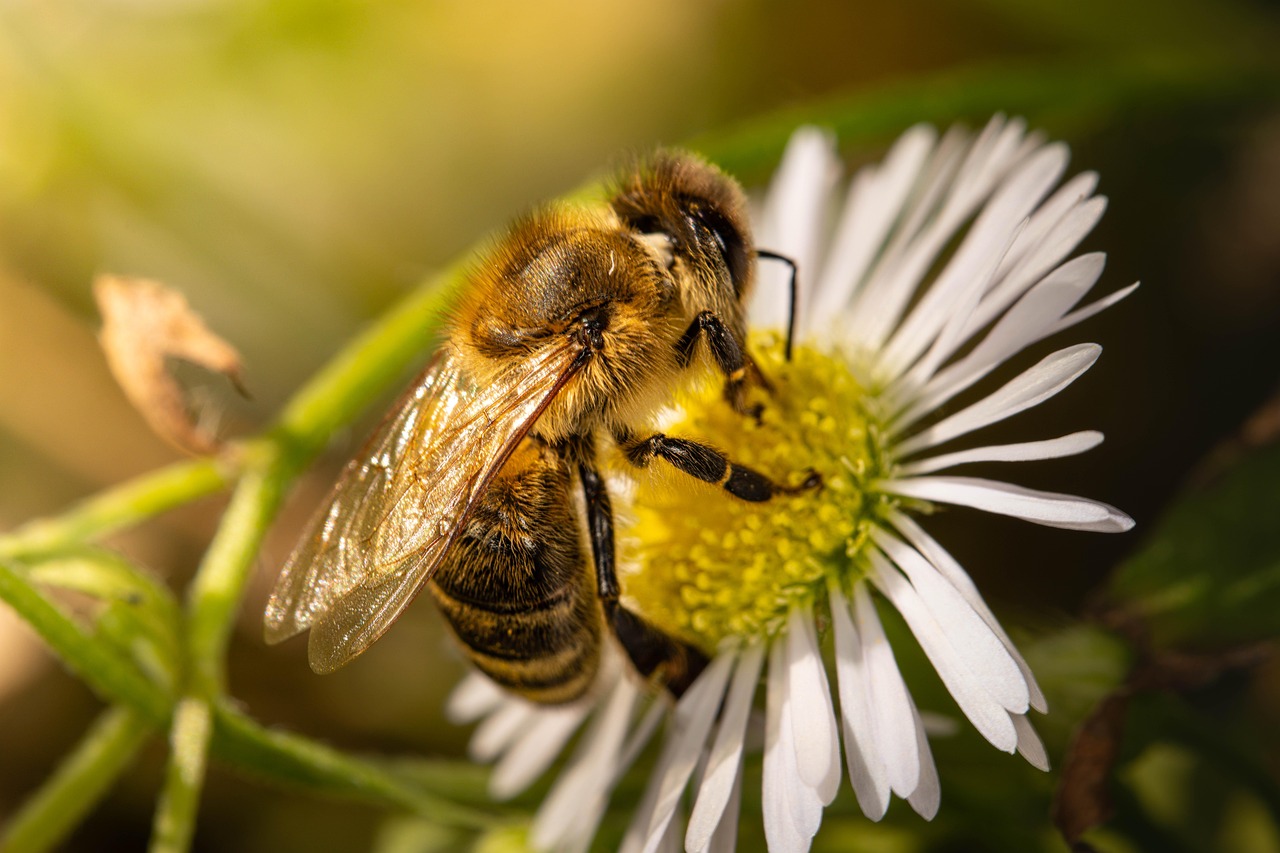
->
[[576, 452, 707, 697], [616, 430, 821, 502]]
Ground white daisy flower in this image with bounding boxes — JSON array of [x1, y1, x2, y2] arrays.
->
[[449, 115, 1136, 852]]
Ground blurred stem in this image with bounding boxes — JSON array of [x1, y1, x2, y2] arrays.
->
[[270, 263, 466, 462], [185, 445, 292, 693], [0, 457, 231, 560], [0, 559, 170, 722], [211, 702, 498, 829], [3, 705, 153, 853], [152, 444, 293, 853], [150, 699, 211, 853], [697, 53, 1280, 180], [3, 44, 1278, 851]]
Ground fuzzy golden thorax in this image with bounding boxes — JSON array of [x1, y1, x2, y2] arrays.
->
[[451, 165, 756, 442]]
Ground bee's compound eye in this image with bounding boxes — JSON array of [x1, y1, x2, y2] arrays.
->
[[691, 205, 749, 292]]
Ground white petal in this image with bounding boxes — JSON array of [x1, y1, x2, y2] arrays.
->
[[531, 675, 639, 851], [900, 255, 1107, 425], [905, 700, 941, 819], [763, 639, 821, 852], [884, 509, 1048, 712], [853, 581, 921, 797], [469, 699, 537, 763], [846, 124, 974, 349], [811, 124, 937, 329], [882, 143, 1068, 377], [687, 644, 763, 852], [786, 608, 841, 801], [869, 553, 1018, 752], [655, 801, 683, 853], [751, 127, 840, 333], [969, 192, 1108, 337], [640, 653, 736, 853], [989, 170, 1100, 289], [893, 343, 1101, 455], [445, 672, 504, 724], [617, 691, 669, 771], [621, 743, 665, 853], [897, 431, 1104, 476], [860, 114, 1029, 350], [1014, 714, 1051, 771], [1045, 281, 1140, 339], [704, 762, 743, 853], [872, 529, 1029, 713], [884, 475, 1134, 532], [829, 583, 891, 819], [889, 217, 1021, 387], [490, 701, 591, 799]]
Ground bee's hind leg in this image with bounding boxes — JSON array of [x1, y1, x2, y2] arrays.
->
[[575, 448, 708, 698], [609, 605, 708, 698]]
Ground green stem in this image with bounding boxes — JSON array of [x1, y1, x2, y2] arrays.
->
[[0, 457, 231, 560], [149, 699, 212, 853], [270, 264, 467, 463], [0, 560, 170, 722], [3, 706, 153, 853], [211, 702, 497, 829], [151, 446, 295, 853], [184, 447, 291, 693], [696, 53, 1280, 180]]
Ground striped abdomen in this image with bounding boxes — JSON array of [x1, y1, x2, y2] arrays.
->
[[428, 437, 601, 704]]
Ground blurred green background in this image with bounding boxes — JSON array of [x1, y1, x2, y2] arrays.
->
[[1, 0, 1279, 851]]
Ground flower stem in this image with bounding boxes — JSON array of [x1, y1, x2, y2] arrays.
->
[[2, 705, 153, 853], [149, 699, 212, 853], [270, 264, 467, 464], [0, 559, 170, 722], [210, 702, 499, 829], [151, 445, 294, 853], [0, 457, 231, 560]]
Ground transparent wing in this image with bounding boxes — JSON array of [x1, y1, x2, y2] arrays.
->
[[264, 339, 585, 673]]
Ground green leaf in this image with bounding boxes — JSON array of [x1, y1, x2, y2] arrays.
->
[[1108, 439, 1280, 650]]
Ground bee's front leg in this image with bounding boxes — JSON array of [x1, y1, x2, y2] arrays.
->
[[674, 311, 769, 422]]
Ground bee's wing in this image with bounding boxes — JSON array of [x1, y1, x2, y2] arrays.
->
[[264, 339, 586, 673]]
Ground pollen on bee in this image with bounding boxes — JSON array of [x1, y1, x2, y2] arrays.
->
[[619, 333, 896, 652]]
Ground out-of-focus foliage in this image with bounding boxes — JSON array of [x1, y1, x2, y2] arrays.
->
[[1108, 421, 1280, 651], [1, 0, 1279, 851]]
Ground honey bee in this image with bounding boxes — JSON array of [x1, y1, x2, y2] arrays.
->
[[264, 152, 815, 702]]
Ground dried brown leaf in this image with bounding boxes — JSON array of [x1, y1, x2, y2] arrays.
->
[[94, 275, 246, 455]]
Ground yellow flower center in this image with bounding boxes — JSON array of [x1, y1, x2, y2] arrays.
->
[[620, 333, 898, 652]]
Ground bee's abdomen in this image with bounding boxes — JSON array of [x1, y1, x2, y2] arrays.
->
[[428, 440, 600, 704]]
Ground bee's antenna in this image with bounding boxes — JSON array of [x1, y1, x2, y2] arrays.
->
[[756, 250, 798, 361]]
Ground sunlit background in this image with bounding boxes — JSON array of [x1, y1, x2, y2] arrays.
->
[[2, 1, 1279, 850]]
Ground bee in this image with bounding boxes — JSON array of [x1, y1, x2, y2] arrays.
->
[[264, 152, 815, 702]]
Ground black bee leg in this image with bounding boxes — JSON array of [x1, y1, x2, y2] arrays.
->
[[618, 431, 822, 502], [675, 310, 768, 421], [576, 451, 708, 698], [609, 605, 708, 698]]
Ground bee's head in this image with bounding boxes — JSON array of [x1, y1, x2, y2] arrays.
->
[[610, 153, 754, 309]]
